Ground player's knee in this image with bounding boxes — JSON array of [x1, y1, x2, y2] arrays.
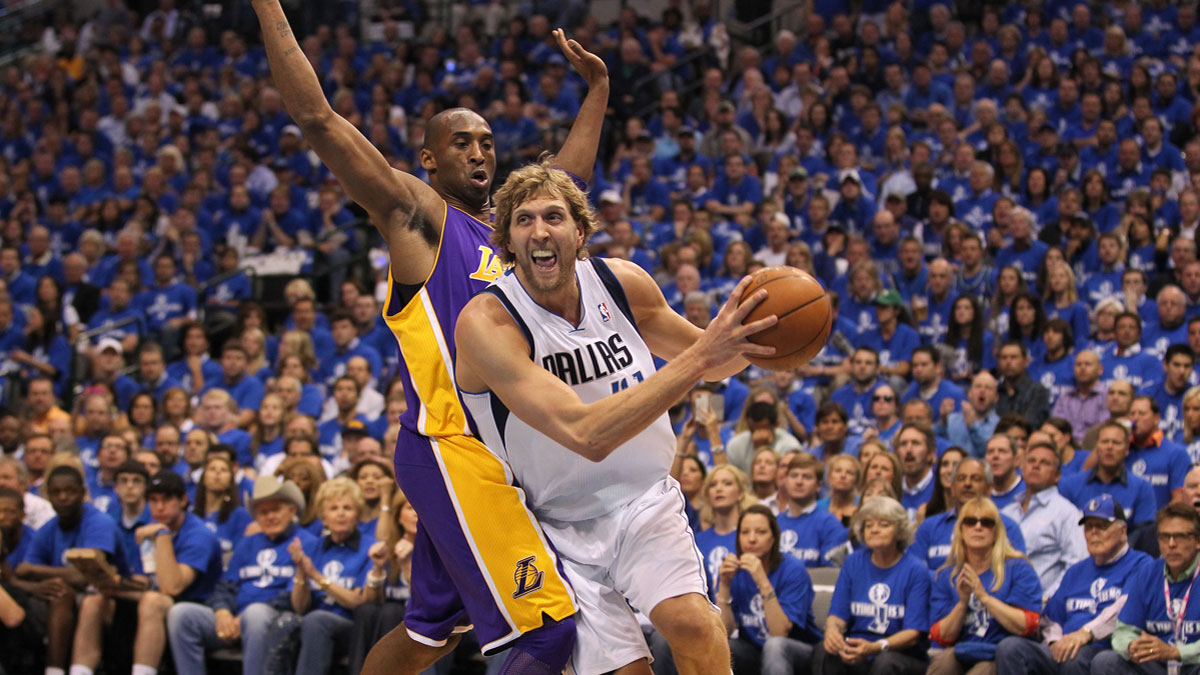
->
[[653, 595, 722, 647]]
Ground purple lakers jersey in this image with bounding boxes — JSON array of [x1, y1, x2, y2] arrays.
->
[[383, 203, 503, 437]]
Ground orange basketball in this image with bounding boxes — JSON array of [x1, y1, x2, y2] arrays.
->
[[737, 266, 833, 370]]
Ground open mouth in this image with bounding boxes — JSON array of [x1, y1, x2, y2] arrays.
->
[[531, 249, 557, 272], [470, 169, 488, 187]]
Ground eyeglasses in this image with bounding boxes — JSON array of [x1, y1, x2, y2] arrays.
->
[[1157, 531, 1198, 544], [962, 517, 996, 529], [872, 395, 895, 403]]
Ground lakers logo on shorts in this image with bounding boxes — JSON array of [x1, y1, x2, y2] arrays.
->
[[512, 555, 545, 599]]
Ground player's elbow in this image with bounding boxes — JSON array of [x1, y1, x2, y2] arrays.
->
[[294, 109, 335, 136], [566, 432, 614, 463]]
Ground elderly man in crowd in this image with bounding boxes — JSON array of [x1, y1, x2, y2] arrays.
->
[[996, 495, 1155, 675], [167, 475, 318, 675], [1093, 504, 1200, 675]]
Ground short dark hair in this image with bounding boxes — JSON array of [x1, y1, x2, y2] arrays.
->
[[998, 339, 1028, 357], [1043, 317, 1074, 350], [995, 413, 1033, 438], [205, 443, 237, 465], [1133, 394, 1160, 415], [912, 345, 940, 364], [816, 401, 848, 424], [329, 310, 354, 326], [47, 465, 84, 486], [114, 459, 150, 483], [1157, 502, 1200, 534], [1165, 344, 1195, 365], [746, 401, 778, 426]]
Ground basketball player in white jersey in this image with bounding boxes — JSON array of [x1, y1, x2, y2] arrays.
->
[[455, 160, 778, 675]]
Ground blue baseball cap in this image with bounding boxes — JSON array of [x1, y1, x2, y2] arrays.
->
[[1078, 494, 1126, 524]]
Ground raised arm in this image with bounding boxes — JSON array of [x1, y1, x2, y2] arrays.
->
[[251, 1, 442, 254], [550, 30, 609, 184], [454, 276, 775, 462]]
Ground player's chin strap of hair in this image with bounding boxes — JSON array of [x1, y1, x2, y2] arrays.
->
[[497, 614, 577, 675]]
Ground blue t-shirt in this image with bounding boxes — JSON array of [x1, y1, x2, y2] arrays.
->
[[224, 526, 319, 613], [694, 527, 736, 599], [202, 375, 264, 415], [1058, 470, 1158, 526], [910, 510, 1027, 570], [730, 554, 821, 647], [931, 557, 1043, 661], [830, 548, 931, 640], [1044, 548, 1154, 646], [201, 506, 254, 554], [1127, 439, 1190, 509], [297, 531, 374, 619], [160, 512, 223, 602], [1028, 352, 1075, 406], [901, 379, 965, 423], [5, 524, 33, 566], [1118, 557, 1200, 649], [27, 502, 130, 575], [1100, 347, 1162, 391], [777, 504, 848, 567], [854, 323, 921, 370]]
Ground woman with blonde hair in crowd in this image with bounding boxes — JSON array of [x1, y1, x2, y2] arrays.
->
[[1177, 386, 1200, 461], [819, 454, 861, 527], [749, 448, 781, 501], [277, 332, 320, 380], [696, 465, 757, 593], [240, 327, 271, 382], [1043, 261, 1090, 345], [272, 478, 373, 675], [928, 497, 1042, 675], [863, 451, 903, 500]]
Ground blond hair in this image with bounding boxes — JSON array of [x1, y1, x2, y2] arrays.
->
[[491, 158, 599, 264], [314, 477, 366, 519], [938, 497, 1025, 591], [698, 464, 758, 529]]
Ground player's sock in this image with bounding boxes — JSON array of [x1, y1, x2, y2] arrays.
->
[[497, 615, 576, 675], [132, 665, 157, 675], [67, 667, 92, 675]]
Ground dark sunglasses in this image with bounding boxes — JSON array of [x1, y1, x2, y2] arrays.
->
[[962, 517, 996, 529], [872, 395, 895, 402]]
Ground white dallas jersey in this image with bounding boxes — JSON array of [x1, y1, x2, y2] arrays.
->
[[462, 258, 675, 522]]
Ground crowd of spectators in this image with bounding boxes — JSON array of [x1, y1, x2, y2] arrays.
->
[[6, 0, 1200, 674]]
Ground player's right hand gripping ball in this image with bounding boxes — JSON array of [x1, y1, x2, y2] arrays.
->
[[737, 266, 833, 371]]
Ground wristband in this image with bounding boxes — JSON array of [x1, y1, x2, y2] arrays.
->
[[761, 589, 776, 602], [876, 639, 889, 652], [379, 506, 390, 512]]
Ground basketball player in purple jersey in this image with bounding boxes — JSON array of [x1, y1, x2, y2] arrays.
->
[[252, 2, 609, 673]]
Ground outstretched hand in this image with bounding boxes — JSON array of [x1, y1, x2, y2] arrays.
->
[[554, 29, 608, 87], [692, 275, 778, 370]]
